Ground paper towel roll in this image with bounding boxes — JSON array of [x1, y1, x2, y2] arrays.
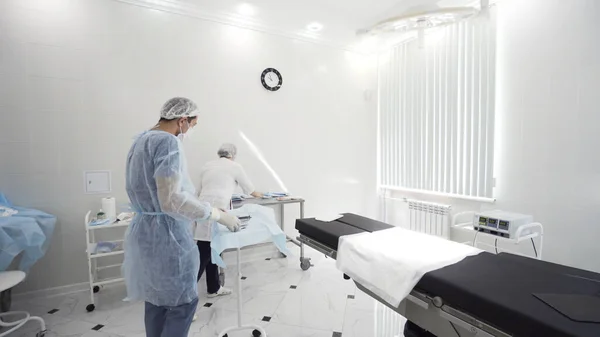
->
[[102, 197, 117, 220]]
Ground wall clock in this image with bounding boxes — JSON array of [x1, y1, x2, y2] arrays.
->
[[261, 68, 283, 92]]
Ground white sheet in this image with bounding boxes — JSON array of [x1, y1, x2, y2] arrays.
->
[[315, 214, 343, 222], [336, 227, 482, 307]]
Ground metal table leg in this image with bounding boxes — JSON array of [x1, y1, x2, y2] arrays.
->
[[0, 290, 11, 312], [282, 202, 301, 249], [217, 248, 267, 337], [280, 204, 285, 232], [299, 240, 312, 271]]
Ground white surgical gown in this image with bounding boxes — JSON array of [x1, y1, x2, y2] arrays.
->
[[193, 158, 255, 242], [123, 130, 211, 307]]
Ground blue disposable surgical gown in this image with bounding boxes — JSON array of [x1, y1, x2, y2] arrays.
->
[[123, 130, 211, 307]]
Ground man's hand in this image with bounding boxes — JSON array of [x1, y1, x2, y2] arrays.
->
[[218, 211, 241, 232]]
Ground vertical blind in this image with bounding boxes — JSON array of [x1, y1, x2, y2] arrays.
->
[[378, 10, 497, 199]]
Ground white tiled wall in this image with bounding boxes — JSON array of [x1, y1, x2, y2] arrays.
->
[[0, 0, 378, 293]]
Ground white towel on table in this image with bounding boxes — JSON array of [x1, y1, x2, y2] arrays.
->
[[336, 227, 482, 307]]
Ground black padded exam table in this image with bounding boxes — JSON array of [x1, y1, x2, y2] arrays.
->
[[295, 214, 600, 337]]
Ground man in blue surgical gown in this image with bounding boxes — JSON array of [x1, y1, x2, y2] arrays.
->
[[123, 97, 241, 337]]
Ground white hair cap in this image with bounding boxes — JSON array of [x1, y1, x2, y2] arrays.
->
[[217, 143, 237, 159], [160, 97, 199, 120]]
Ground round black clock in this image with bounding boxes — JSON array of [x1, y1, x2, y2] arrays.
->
[[261, 68, 282, 91]]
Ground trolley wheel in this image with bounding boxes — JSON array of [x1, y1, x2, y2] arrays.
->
[[219, 273, 225, 287], [343, 274, 350, 280], [252, 329, 262, 337], [36, 330, 47, 337], [300, 259, 311, 271], [0, 289, 12, 312], [86, 304, 96, 312], [93, 286, 100, 293], [223, 335, 228, 337]]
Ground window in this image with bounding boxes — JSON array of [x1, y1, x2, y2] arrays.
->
[[378, 11, 497, 201]]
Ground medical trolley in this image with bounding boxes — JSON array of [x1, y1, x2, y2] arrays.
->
[[452, 211, 544, 260], [84, 211, 128, 312]]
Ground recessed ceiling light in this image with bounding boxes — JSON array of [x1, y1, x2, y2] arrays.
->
[[307, 22, 323, 32], [237, 3, 255, 16]]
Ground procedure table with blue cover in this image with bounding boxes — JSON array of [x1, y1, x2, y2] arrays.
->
[[210, 203, 291, 267], [232, 197, 304, 247], [0, 193, 56, 272]]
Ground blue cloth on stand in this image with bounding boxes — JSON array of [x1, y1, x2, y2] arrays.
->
[[0, 193, 56, 272], [210, 204, 291, 267]]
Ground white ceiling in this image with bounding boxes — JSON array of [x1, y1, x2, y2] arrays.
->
[[123, 0, 478, 52]]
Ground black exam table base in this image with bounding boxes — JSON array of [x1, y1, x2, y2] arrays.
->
[[355, 282, 510, 337], [297, 233, 508, 337]]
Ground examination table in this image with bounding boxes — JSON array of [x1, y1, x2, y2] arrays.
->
[[295, 214, 600, 337]]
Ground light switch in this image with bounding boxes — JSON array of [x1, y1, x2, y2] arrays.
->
[[84, 171, 112, 194]]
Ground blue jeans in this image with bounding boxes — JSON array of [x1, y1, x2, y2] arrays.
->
[[144, 298, 198, 337]]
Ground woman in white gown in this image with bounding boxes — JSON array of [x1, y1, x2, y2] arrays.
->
[[194, 143, 263, 297]]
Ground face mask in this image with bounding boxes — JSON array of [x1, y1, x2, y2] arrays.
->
[[185, 125, 197, 139], [177, 120, 197, 142]]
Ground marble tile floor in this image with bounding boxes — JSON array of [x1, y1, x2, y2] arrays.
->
[[8, 243, 406, 337]]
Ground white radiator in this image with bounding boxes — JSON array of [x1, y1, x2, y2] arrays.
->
[[407, 199, 451, 239], [374, 199, 452, 337]]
